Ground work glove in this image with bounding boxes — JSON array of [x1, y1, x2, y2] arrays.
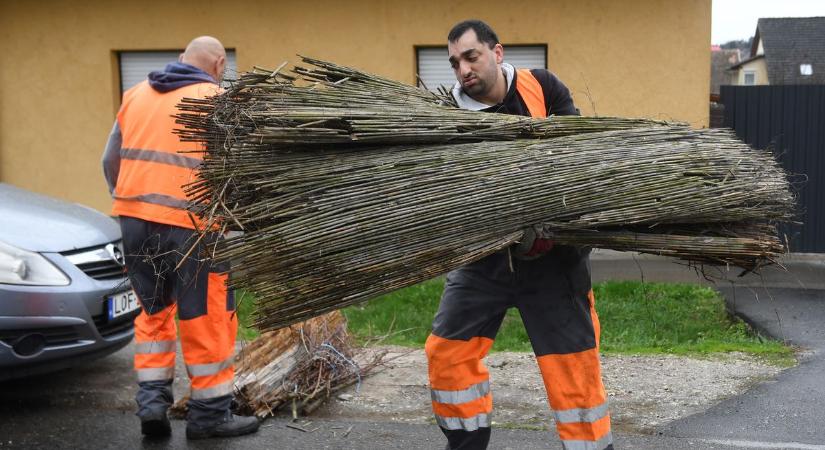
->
[[512, 226, 554, 260]]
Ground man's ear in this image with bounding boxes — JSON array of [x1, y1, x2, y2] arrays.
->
[[493, 43, 504, 64], [215, 55, 226, 80]]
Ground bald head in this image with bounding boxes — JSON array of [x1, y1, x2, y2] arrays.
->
[[180, 36, 226, 82]]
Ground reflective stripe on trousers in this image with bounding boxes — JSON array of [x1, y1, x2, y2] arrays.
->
[[185, 353, 236, 400], [561, 432, 614, 450], [425, 335, 494, 432], [134, 303, 177, 382], [187, 353, 235, 378], [554, 402, 610, 425], [431, 380, 490, 404], [431, 380, 493, 431], [190, 379, 234, 400], [434, 413, 491, 432]]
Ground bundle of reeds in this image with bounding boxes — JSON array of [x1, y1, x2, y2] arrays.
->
[[175, 57, 673, 149], [176, 58, 795, 332]]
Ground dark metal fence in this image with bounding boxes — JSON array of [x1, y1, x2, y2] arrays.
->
[[720, 85, 825, 253]]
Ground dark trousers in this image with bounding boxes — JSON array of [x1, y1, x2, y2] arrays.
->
[[121, 217, 236, 427], [425, 246, 613, 450]]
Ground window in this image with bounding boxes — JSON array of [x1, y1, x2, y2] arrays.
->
[[415, 45, 547, 92], [744, 70, 756, 85], [118, 50, 237, 95], [800, 64, 813, 76]]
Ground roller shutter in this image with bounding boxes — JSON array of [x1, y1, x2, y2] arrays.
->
[[119, 50, 237, 93]]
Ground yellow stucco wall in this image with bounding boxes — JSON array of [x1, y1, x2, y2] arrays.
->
[[735, 58, 770, 85], [0, 0, 711, 212]]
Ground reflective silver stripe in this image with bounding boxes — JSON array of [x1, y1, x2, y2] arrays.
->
[[121, 148, 202, 169], [190, 379, 234, 400], [187, 355, 235, 377], [431, 380, 490, 404], [554, 402, 610, 424], [562, 431, 614, 450], [135, 340, 177, 354], [434, 413, 491, 432], [136, 366, 174, 382], [115, 193, 190, 209]]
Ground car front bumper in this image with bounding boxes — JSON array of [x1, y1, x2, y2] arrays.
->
[[0, 251, 137, 381]]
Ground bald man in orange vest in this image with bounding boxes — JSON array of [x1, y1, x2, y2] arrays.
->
[[102, 36, 259, 440]]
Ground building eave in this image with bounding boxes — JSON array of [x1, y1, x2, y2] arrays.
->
[[728, 54, 765, 71]]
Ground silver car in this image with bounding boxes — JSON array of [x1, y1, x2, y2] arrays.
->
[[0, 183, 138, 381]]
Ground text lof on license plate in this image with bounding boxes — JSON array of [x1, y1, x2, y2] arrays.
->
[[108, 289, 140, 320]]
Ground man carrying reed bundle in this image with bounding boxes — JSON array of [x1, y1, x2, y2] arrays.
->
[[424, 20, 613, 450]]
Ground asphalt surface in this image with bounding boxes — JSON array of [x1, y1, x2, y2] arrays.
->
[[1, 253, 824, 449], [595, 252, 825, 449], [663, 286, 825, 448]]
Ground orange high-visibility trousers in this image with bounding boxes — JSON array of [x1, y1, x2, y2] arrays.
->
[[122, 217, 237, 426], [425, 248, 612, 450]]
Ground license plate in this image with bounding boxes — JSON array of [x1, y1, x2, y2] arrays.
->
[[108, 289, 139, 320]]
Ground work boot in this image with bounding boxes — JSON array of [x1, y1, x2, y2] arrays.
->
[[186, 412, 260, 440], [140, 412, 171, 437]]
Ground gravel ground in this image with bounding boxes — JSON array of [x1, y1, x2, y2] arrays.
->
[[315, 346, 786, 434]]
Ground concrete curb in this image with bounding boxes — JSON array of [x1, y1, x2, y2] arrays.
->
[[590, 250, 825, 290]]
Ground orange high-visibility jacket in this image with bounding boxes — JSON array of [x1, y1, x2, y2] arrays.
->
[[112, 81, 218, 229], [514, 69, 547, 118]]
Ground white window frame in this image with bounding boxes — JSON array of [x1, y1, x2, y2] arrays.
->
[[415, 44, 548, 92], [800, 64, 813, 76], [743, 70, 756, 85]]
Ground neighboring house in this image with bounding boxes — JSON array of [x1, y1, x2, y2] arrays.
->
[[709, 46, 740, 128], [710, 46, 742, 95], [729, 16, 825, 85]]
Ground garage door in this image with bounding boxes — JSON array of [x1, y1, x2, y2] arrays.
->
[[416, 46, 546, 92], [119, 50, 237, 93]]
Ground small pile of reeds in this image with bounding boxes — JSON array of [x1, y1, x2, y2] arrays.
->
[[170, 311, 384, 418], [233, 310, 384, 417], [175, 57, 795, 332]]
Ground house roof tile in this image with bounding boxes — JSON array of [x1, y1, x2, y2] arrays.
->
[[756, 17, 825, 84]]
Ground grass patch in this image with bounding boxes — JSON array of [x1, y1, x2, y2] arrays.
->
[[593, 281, 792, 359], [235, 290, 260, 341], [339, 278, 794, 361]]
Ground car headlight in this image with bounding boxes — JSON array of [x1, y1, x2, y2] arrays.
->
[[0, 241, 70, 286]]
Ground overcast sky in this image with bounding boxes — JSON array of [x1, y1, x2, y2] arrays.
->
[[712, 0, 825, 44]]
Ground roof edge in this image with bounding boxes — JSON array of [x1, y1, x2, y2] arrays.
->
[[728, 54, 765, 70]]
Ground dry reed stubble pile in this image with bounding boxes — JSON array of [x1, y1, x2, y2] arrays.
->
[[232, 310, 384, 417], [176, 57, 795, 332], [170, 311, 384, 418]]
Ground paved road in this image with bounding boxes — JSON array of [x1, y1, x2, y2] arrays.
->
[[0, 404, 785, 450], [593, 253, 825, 449], [663, 286, 825, 449], [2, 253, 824, 449]]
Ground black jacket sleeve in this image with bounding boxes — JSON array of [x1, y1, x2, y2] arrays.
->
[[530, 69, 579, 117]]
